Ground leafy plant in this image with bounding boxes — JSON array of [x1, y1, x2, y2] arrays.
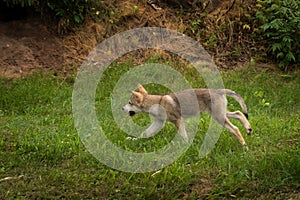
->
[[253, 90, 270, 107], [47, 0, 91, 24], [2, 0, 100, 33], [255, 0, 300, 69], [2, 0, 37, 7], [189, 18, 202, 34]]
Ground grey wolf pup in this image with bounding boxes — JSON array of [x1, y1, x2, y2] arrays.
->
[[122, 84, 252, 151]]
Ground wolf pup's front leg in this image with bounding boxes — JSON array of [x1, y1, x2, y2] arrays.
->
[[140, 118, 165, 138], [174, 118, 189, 143]]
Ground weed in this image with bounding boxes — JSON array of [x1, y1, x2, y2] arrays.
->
[[255, 0, 300, 69]]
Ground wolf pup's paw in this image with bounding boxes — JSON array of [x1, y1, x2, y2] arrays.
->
[[138, 131, 150, 139], [247, 128, 252, 135], [244, 145, 249, 152]]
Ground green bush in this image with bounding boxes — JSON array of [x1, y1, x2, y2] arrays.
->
[[46, 0, 91, 25], [255, 0, 300, 69], [2, 0, 100, 33], [2, 0, 37, 7], [2, 0, 90, 24]]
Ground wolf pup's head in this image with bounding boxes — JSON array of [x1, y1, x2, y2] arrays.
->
[[122, 84, 148, 117]]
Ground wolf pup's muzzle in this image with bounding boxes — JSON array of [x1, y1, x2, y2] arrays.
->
[[122, 106, 136, 117], [129, 111, 136, 116]]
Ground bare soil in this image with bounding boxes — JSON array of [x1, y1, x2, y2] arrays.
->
[[0, 0, 260, 78], [0, 17, 67, 78]]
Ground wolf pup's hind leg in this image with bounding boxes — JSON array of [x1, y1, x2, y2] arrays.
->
[[223, 118, 248, 151], [226, 111, 252, 135]]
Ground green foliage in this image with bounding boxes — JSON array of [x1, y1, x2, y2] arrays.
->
[[256, 0, 300, 68], [2, 0, 37, 7], [2, 0, 102, 33], [46, 0, 91, 25]]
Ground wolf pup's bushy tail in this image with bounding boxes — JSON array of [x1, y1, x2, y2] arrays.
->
[[223, 89, 249, 119]]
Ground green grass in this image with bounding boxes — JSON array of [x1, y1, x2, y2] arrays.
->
[[0, 64, 299, 199]]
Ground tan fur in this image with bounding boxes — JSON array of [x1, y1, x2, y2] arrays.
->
[[123, 84, 252, 151]]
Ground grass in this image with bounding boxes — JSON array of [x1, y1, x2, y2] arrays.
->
[[0, 63, 299, 199]]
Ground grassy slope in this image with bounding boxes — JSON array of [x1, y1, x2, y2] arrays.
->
[[0, 65, 299, 199]]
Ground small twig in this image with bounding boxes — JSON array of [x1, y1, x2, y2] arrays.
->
[[151, 170, 161, 177], [147, 0, 162, 11], [0, 175, 24, 182], [224, 0, 236, 15], [280, 139, 300, 143]]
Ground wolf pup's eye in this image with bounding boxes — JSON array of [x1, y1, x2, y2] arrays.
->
[[128, 101, 132, 105]]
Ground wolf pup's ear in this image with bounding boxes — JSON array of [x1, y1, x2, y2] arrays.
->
[[137, 84, 148, 95], [131, 91, 144, 104]]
